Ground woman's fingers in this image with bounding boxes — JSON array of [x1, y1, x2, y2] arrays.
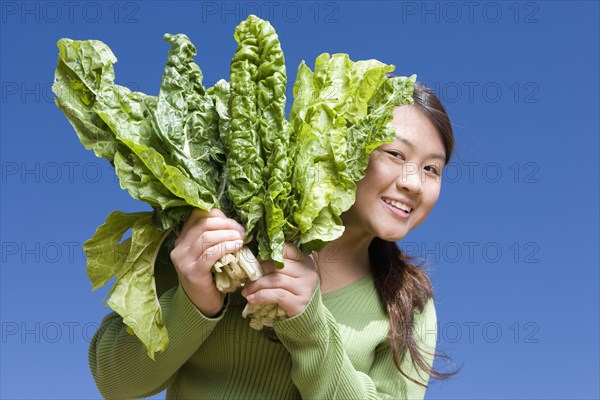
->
[[190, 216, 245, 240], [189, 229, 245, 257], [283, 242, 307, 262], [242, 253, 318, 318], [176, 209, 245, 247], [168, 206, 236, 317], [172, 229, 244, 271], [200, 239, 244, 268], [242, 272, 302, 297], [244, 287, 304, 317], [170, 209, 245, 276], [177, 208, 211, 241]]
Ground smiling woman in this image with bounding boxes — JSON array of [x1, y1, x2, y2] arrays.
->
[[345, 104, 447, 242], [364, 82, 458, 387], [315, 82, 458, 389]]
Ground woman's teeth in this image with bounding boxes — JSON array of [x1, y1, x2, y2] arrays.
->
[[384, 198, 412, 213]]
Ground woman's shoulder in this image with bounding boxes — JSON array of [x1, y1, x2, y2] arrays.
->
[[414, 297, 437, 325], [411, 296, 438, 353]]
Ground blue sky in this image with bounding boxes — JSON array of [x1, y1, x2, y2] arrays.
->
[[1, 1, 598, 399]]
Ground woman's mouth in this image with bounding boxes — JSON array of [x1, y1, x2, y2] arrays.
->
[[382, 197, 413, 218]]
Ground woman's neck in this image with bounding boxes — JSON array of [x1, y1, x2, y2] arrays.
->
[[315, 227, 374, 294]]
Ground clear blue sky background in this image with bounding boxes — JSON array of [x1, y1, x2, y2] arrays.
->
[[1, 1, 598, 399]]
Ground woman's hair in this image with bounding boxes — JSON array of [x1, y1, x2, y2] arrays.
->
[[411, 82, 454, 165], [369, 80, 458, 386]]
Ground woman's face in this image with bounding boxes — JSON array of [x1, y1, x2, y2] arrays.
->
[[342, 105, 446, 241]]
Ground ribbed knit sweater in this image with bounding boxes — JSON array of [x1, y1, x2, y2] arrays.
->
[[89, 251, 437, 399]]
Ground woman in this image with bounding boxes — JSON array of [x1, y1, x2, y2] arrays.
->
[[89, 82, 455, 399]]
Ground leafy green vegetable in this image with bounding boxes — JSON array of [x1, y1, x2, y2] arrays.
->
[[227, 15, 292, 266], [84, 211, 171, 359], [53, 34, 226, 357], [53, 39, 119, 161], [151, 33, 226, 211], [113, 151, 188, 210], [226, 16, 266, 247], [288, 54, 415, 251], [53, 14, 416, 358]]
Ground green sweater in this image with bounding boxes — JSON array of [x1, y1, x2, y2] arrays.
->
[[89, 254, 437, 399]]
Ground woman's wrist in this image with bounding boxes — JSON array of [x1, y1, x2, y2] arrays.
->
[[180, 282, 226, 318]]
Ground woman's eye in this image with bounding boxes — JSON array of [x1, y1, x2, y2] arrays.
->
[[424, 165, 441, 176], [386, 151, 405, 160]]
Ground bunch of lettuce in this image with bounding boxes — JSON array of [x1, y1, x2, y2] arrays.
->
[[53, 14, 415, 359]]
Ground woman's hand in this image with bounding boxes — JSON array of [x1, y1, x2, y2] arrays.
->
[[170, 208, 246, 317], [241, 243, 319, 318]]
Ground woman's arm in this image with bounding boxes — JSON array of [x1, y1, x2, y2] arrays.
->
[[88, 208, 244, 398], [88, 284, 229, 398], [242, 242, 438, 399], [272, 289, 437, 400]]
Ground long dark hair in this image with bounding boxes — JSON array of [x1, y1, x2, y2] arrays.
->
[[370, 80, 458, 386]]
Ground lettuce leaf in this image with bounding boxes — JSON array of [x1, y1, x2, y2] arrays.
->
[[105, 214, 173, 360], [54, 35, 230, 358], [53, 39, 120, 161], [226, 15, 267, 241], [288, 54, 415, 251], [94, 84, 213, 210], [113, 151, 188, 210], [151, 33, 225, 210], [84, 211, 172, 359], [230, 15, 292, 266]]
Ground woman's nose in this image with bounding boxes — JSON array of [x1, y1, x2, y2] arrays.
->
[[397, 162, 423, 193]]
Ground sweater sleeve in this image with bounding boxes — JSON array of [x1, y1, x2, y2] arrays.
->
[[272, 286, 438, 400], [88, 232, 231, 398], [89, 282, 230, 399]]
